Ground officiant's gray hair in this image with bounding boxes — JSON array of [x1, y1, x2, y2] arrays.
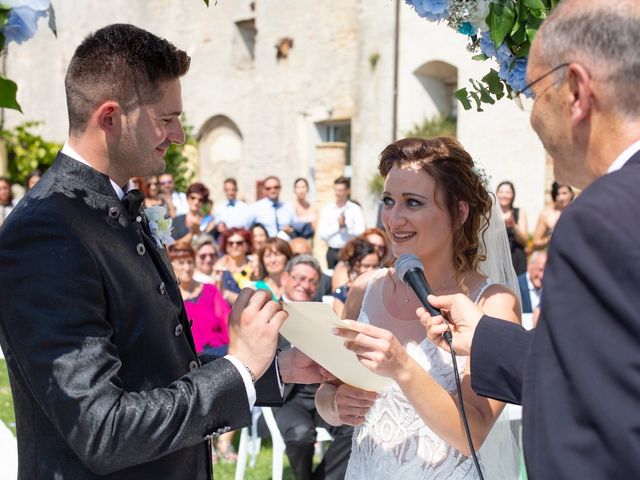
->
[[538, 0, 640, 117], [65, 23, 190, 135], [285, 255, 321, 278]]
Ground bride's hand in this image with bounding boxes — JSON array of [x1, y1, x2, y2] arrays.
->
[[333, 384, 377, 426], [334, 321, 409, 380]]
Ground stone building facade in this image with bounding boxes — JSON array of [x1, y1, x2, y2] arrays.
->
[[3, 0, 548, 228]]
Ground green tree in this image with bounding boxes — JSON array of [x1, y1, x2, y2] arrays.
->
[[405, 114, 457, 139], [1, 121, 61, 185], [163, 117, 197, 192]]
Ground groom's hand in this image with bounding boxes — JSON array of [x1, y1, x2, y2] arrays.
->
[[228, 288, 287, 380]]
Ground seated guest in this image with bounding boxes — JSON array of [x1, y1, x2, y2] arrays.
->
[[26, 169, 43, 191], [331, 238, 380, 318], [275, 255, 353, 480], [518, 251, 547, 327], [192, 234, 220, 284], [168, 241, 236, 463], [213, 227, 254, 305], [254, 237, 293, 300], [289, 238, 332, 302], [172, 182, 215, 243], [0, 176, 16, 226], [331, 227, 390, 291], [251, 223, 269, 253], [142, 175, 176, 216]]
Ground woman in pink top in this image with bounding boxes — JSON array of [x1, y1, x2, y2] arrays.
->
[[168, 241, 235, 463], [168, 241, 230, 355]]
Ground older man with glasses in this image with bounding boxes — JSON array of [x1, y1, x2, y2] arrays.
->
[[423, 1, 640, 478], [275, 255, 353, 480], [250, 175, 296, 238]]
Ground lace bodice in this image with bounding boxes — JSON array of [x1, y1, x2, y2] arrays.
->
[[345, 269, 492, 479]]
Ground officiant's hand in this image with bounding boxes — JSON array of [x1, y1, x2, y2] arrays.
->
[[419, 293, 483, 356], [335, 321, 410, 381], [333, 384, 377, 426], [228, 288, 287, 380], [278, 347, 327, 384]]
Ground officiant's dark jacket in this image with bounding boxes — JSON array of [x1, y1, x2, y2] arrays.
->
[[0, 153, 281, 479], [470, 152, 640, 479]]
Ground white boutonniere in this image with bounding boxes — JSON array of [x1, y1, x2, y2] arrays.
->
[[144, 205, 175, 248]]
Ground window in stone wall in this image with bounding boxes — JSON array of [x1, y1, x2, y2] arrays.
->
[[234, 18, 257, 67], [316, 120, 352, 166], [413, 60, 459, 123]]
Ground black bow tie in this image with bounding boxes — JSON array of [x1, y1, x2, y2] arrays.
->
[[122, 189, 145, 218]]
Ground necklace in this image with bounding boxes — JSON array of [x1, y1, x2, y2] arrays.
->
[[400, 271, 458, 303]]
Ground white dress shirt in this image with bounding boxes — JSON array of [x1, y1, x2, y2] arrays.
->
[[526, 273, 542, 311], [251, 197, 296, 237], [318, 200, 366, 249], [171, 191, 189, 216], [607, 138, 640, 173], [214, 199, 254, 229]]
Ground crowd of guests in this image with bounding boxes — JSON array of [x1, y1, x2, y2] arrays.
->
[[0, 164, 571, 472]]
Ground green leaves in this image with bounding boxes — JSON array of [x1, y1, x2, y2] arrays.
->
[[0, 75, 21, 112], [455, 69, 510, 112], [489, 2, 516, 48], [1, 122, 61, 184], [455, 0, 559, 111]]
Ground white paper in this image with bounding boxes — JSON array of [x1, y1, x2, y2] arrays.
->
[[281, 302, 393, 392]]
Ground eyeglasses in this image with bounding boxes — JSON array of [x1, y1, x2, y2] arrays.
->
[[189, 195, 204, 203], [264, 185, 281, 191], [198, 253, 218, 260], [289, 274, 318, 286], [227, 240, 246, 247], [511, 62, 570, 111]]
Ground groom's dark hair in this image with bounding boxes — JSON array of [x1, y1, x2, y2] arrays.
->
[[65, 23, 190, 135]]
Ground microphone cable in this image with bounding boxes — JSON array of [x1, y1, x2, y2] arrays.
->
[[443, 332, 485, 480], [395, 254, 485, 479]]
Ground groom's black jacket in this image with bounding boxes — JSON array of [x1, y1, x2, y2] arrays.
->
[[470, 151, 640, 479], [0, 153, 281, 479]]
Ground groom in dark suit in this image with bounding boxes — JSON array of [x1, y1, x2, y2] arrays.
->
[[423, 1, 640, 478], [0, 24, 316, 480]]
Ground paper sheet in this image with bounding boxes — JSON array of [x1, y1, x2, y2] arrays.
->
[[281, 302, 393, 392]]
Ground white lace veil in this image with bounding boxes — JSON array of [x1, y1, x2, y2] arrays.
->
[[475, 195, 523, 480]]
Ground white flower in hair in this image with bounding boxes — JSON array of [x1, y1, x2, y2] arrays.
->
[[144, 205, 174, 248], [472, 163, 492, 191]]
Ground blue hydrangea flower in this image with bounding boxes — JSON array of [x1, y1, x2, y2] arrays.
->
[[458, 22, 476, 36], [496, 42, 514, 65], [405, 0, 449, 21], [2, 0, 50, 45], [506, 58, 528, 92], [479, 31, 496, 58]]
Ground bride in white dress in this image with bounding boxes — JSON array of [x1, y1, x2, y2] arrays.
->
[[315, 137, 521, 479]]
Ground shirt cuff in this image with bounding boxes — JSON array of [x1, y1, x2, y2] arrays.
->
[[275, 351, 285, 397], [224, 355, 257, 408]]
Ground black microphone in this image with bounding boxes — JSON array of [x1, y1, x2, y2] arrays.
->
[[395, 253, 453, 343]]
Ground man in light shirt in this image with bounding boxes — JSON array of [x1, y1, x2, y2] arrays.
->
[[317, 176, 365, 269], [159, 171, 188, 216], [214, 177, 253, 233], [251, 175, 295, 237]]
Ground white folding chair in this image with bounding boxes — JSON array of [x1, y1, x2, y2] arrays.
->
[[234, 407, 334, 480]]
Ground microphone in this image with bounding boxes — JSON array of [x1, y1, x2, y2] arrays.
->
[[395, 253, 453, 343]]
